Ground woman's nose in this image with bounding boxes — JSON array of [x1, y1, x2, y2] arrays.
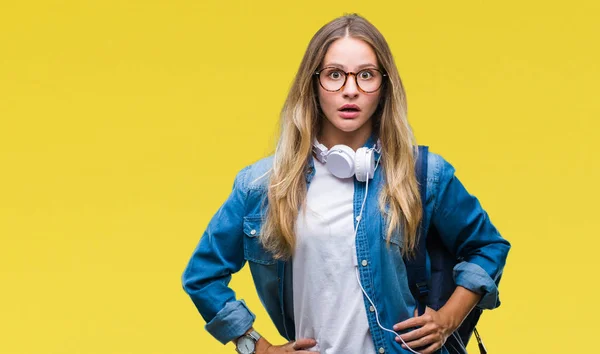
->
[[342, 74, 360, 97]]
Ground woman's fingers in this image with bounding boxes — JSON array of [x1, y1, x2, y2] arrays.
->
[[393, 313, 431, 332], [400, 334, 438, 352], [394, 306, 451, 354], [416, 340, 444, 354], [396, 325, 430, 342], [291, 338, 318, 350]]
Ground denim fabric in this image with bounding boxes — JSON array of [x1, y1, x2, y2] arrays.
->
[[182, 137, 510, 353]]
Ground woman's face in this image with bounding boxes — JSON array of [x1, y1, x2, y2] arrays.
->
[[317, 36, 382, 139]]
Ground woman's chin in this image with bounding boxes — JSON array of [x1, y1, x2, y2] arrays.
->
[[331, 118, 370, 134]]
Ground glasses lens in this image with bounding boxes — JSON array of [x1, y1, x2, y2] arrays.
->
[[318, 68, 383, 92], [356, 69, 383, 92], [319, 67, 346, 91]]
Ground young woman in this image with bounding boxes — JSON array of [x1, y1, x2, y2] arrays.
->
[[182, 14, 510, 354]]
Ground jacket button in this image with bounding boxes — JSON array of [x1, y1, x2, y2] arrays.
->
[[250, 229, 257, 235], [361, 260, 368, 267], [369, 305, 375, 312], [378, 348, 385, 353]]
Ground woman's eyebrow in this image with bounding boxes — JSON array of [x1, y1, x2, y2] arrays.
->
[[323, 62, 379, 70]]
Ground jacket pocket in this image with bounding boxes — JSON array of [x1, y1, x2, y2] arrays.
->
[[381, 212, 403, 249], [243, 215, 276, 265]]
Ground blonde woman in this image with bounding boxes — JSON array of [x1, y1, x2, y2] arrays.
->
[[182, 14, 510, 354]]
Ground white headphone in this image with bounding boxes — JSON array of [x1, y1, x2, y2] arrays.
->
[[312, 139, 382, 182]]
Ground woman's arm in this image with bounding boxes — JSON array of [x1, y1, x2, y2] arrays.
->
[[394, 154, 511, 353], [430, 154, 511, 310], [181, 166, 256, 344]]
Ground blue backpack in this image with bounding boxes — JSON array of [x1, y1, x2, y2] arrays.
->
[[407, 146, 487, 354]]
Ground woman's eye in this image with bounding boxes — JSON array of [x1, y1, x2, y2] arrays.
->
[[359, 71, 373, 80], [328, 71, 343, 79]]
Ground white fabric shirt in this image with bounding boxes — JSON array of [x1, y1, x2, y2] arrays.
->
[[293, 157, 376, 354]]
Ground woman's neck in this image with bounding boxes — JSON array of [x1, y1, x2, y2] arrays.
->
[[318, 122, 373, 151]]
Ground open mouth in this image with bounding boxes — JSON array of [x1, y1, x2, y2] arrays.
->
[[338, 107, 361, 118]]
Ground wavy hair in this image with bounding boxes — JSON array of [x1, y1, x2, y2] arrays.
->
[[260, 13, 422, 259]]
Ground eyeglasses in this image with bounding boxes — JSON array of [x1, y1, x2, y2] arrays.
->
[[314, 66, 387, 93]]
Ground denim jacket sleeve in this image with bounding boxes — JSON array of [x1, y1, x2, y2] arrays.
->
[[181, 166, 255, 344], [430, 154, 511, 310]]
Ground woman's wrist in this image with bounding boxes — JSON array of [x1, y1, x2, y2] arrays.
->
[[438, 286, 482, 331], [232, 327, 271, 352], [255, 337, 272, 353]]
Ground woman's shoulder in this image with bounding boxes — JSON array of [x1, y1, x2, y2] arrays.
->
[[419, 147, 459, 202], [234, 154, 274, 193], [422, 148, 455, 183]]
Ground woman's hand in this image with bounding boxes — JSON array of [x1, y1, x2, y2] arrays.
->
[[392, 307, 454, 354], [257, 338, 320, 354]]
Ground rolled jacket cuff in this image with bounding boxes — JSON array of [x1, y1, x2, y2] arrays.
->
[[453, 261, 501, 310], [205, 300, 256, 344]]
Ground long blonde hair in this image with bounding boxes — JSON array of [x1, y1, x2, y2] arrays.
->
[[261, 13, 422, 259]]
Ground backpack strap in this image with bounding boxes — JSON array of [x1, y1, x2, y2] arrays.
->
[[406, 145, 430, 316], [407, 146, 484, 354]]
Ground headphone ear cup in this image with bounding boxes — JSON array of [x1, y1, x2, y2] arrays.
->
[[365, 149, 375, 179], [355, 148, 375, 182], [327, 145, 356, 179]]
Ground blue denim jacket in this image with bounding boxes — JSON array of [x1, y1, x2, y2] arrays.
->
[[182, 138, 510, 354]]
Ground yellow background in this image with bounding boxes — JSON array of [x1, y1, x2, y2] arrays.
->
[[1, 1, 598, 353]]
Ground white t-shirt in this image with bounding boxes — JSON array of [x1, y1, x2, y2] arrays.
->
[[293, 157, 376, 354]]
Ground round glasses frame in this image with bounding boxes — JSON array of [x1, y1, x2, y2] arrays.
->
[[314, 66, 387, 93]]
